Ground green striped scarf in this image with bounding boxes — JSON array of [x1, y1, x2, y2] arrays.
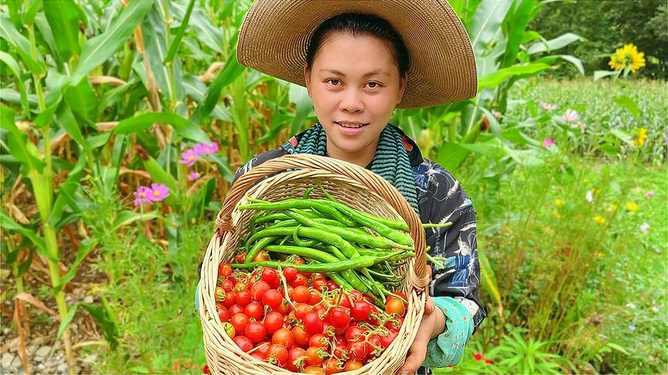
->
[[284, 123, 419, 212]]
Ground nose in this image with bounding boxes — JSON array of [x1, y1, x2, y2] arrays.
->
[[339, 88, 364, 113]]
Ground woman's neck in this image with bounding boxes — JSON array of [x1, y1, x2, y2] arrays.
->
[[326, 139, 379, 168]]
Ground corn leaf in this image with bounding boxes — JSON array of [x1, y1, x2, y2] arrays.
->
[[1, 105, 45, 174], [43, 0, 82, 60], [0, 14, 45, 75], [112, 112, 210, 143]]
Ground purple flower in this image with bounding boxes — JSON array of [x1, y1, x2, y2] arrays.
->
[[188, 172, 200, 181], [179, 149, 198, 167], [562, 109, 579, 122], [194, 142, 219, 156], [148, 183, 169, 202], [542, 138, 555, 148], [541, 102, 557, 111], [133, 186, 152, 206]]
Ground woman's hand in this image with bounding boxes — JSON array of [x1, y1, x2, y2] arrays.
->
[[396, 265, 446, 375]]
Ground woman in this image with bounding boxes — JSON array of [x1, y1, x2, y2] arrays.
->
[[229, 1, 485, 373]]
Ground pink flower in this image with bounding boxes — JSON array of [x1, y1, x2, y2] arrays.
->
[[541, 102, 557, 111], [133, 186, 152, 206], [485, 359, 492, 365], [188, 172, 200, 181], [148, 183, 169, 202], [194, 142, 219, 155], [180, 149, 198, 167], [542, 138, 555, 148], [644, 190, 655, 199], [491, 110, 503, 119], [474, 352, 484, 361], [562, 109, 579, 122]]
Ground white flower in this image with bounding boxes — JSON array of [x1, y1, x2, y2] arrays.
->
[[491, 110, 503, 119], [640, 223, 650, 234], [652, 306, 659, 312], [626, 302, 636, 309], [586, 191, 594, 202], [628, 324, 636, 331]]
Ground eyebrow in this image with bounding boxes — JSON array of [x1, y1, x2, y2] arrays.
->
[[320, 69, 391, 78]]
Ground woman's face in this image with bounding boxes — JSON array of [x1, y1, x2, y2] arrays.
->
[[304, 32, 407, 166]]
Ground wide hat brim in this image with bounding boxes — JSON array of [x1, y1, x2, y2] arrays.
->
[[237, 0, 477, 109]]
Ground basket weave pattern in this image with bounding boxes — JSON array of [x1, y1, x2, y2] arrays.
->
[[198, 155, 429, 374]]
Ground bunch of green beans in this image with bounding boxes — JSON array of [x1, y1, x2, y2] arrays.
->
[[231, 188, 416, 306]]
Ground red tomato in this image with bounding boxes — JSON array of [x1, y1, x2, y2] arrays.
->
[[230, 313, 250, 333], [245, 321, 266, 343], [263, 311, 284, 335], [267, 344, 288, 367], [222, 279, 235, 292], [261, 267, 280, 289], [347, 341, 368, 361], [233, 336, 253, 352], [250, 280, 270, 301], [216, 305, 230, 322], [245, 301, 264, 320], [272, 328, 295, 348], [385, 295, 406, 316], [234, 282, 248, 292], [344, 326, 365, 343], [328, 308, 350, 329], [349, 290, 364, 302], [218, 263, 232, 277], [304, 346, 326, 366], [202, 364, 210, 374], [222, 291, 236, 308], [385, 316, 404, 331], [312, 278, 327, 292], [256, 341, 271, 357], [262, 289, 284, 309], [366, 334, 383, 359], [351, 300, 371, 321], [287, 347, 306, 372], [236, 290, 252, 307], [290, 273, 308, 287], [303, 312, 324, 334], [253, 250, 270, 262], [228, 304, 243, 316], [379, 330, 398, 349], [308, 291, 322, 305], [324, 357, 343, 374], [326, 280, 338, 291], [344, 359, 363, 371], [291, 286, 311, 303], [308, 333, 329, 348], [293, 303, 312, 320], [282, 266, 298, 283], [234, 252, 246, 263], [292, 326, 310, 347], [250, 351, 265, 361]]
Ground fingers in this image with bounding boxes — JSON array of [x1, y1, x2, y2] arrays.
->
[[397, 320, 432, 374], [424, 296, 435, 315]]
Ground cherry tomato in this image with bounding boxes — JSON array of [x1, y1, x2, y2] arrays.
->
[[262, 289, 284, 309], [308, 290, 322, 305], [261, 267, 280, 289], [234, 252, 246, 263], [293, 303, 312, 320], [244, 321, 266, 343], [287, 347, 306, 372], [303, 312, 324, 334], [256, 341, 271, 357], [222, 322, 235, 339], [344, 326, 365, 343], [291, 286, 311, 303], [292, 326, 310, 347], [379, 330, 398, 349], [366, 334, 383, 359], [282, 266, 298, 283], [302, 366, 326, 374], [234, 282, 248, 292], [308, 333, 329, 348], [267, 344, 288, 367], [347, 341, 368, 361], [312, 278, 327, 292], [222, 291, 236, 308], [304, 346, 326, 366], [250, 280, 270, 301], [233, 335, 253, 352], [272, 328, 295, 348], [385, 316, 404, 331], [250, 351, 265, 361], [244, 301, 263, 321], [385, 295, 406, 316], [326, 280, 338, 291], [351, 300, 371, 321], [222, 279, 235, 292], [344, 359, 363, 371], [253, 250, 270, 262], [328, 308, 350, 329], [230, 313, 250, 333], [228, 304, 243, 316], [216, 305, 229, 322], [264, 311, 284, 335], [324, 357, 344, 374], [291, 273, 308, 287], [349, 290, 364, 302], [236, 290, 252, 307], [218, 263, 232, 277], [202, 364, 210, 374]]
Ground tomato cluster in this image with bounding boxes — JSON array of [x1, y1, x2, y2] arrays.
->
[[213, 260, 407, 374]]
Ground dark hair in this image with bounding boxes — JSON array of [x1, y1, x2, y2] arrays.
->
[[305, 13, 410, 78]]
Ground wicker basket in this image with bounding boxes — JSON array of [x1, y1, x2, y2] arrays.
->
[[197, 154, 429, 375]]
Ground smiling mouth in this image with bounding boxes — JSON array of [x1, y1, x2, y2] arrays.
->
[[335, 121, 369, 129]]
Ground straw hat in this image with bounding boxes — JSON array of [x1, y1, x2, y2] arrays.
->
[[236, 0, 477, 109]]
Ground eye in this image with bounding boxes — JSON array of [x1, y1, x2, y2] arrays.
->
[[366, 81, 382, 89], [326, 78, 341, 86]]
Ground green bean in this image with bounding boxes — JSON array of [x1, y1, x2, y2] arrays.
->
[[324, 245, 346, 261], [231, 257, 376, 272], [244, 236, 276, 264], [284, 209, 413, 251], [241, 198, 357, 226], [245, 226, 360, 259]]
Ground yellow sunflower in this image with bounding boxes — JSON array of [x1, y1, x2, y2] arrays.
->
[[609, 44, 646, 73]]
